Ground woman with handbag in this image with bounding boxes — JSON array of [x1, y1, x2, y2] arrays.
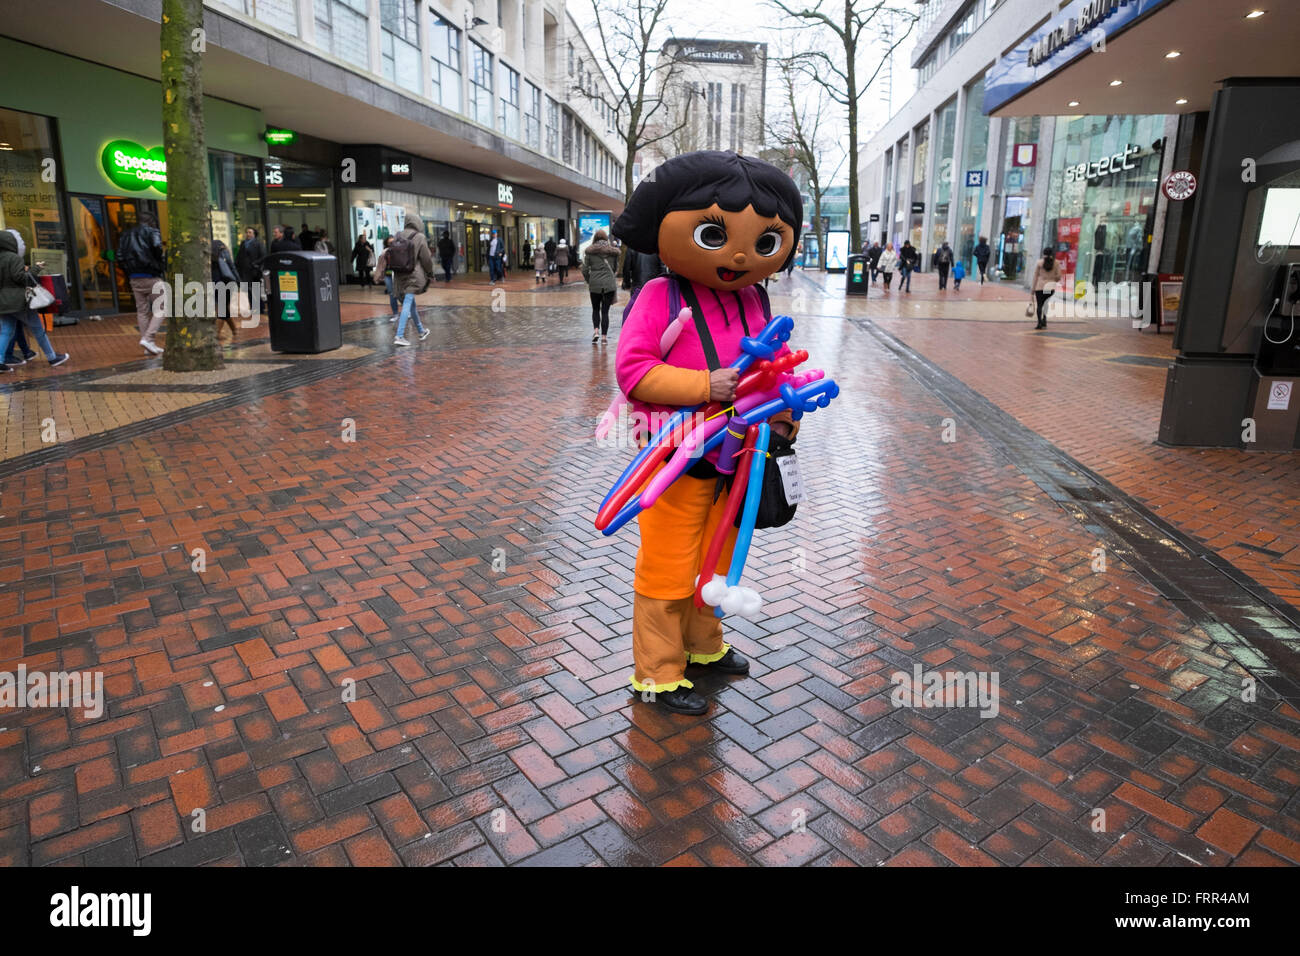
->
[[0, 229, 68, 371], [877, 242, 897, 291], [1030, 246, 1064, 329]]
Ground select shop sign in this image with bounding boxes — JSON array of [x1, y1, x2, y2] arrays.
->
[[101, 140, 167, 195]]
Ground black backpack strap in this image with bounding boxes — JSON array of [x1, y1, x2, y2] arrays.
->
[[674, 276, 721, 372], [730, 291, 751, 337], [754, 283, 772, 323]]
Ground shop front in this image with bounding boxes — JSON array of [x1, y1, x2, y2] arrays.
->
[[996, 116, 1042, 281], [0, 37, 267, 315], [1041, 114, 1166, 293], [337, 148, 570, 280]]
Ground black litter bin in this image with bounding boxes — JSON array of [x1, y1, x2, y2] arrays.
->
[[846, 254, 869, 296], [266, 250, 342, 353]]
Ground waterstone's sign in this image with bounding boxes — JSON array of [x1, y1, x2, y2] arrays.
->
[[100, 140, 167, 194], [984, 0, 1174, 114], [1063, 144, 1142, 184], [673, 41, 756, 65]]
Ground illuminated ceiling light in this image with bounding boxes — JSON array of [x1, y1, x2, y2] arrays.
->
[[1068, 100, 1080, 107], [1245, 9, 1266, 19], [1109, 79, 1123, 86], [1165, 50, 1180, 58], [1176, 97, 1188, 105]]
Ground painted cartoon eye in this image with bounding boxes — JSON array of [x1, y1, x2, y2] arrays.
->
[[693, 222, 728, 250], [755, 230, 784, 257]]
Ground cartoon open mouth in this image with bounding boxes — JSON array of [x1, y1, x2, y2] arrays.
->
[[716, 267, 748, 282]]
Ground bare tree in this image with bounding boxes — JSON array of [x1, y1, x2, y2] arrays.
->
[[767, 0, 919, 245], [579, 0, 691, 201], [766, 56, 845, 271], [161, 0, 219, 370]]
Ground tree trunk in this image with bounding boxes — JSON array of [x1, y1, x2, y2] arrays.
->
[[811, 179, 825, 272], [844, 1, 860, 250], [161, 0, 220, 371]]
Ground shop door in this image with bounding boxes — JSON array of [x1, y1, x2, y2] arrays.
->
[[451, 221, 467, 275], [464, 220, 480, 272]]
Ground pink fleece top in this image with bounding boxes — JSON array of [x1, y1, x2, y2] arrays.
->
[[616, 276, 776, 464]]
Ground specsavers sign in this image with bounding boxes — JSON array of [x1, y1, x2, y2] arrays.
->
[[101, 140, 168, 194]]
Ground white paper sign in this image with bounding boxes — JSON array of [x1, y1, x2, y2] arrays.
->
[[1267, 381, 1292, 411], [776, 453, 805, 505]]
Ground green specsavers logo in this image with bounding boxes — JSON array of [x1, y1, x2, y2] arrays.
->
[[101, 140, 168, 194]]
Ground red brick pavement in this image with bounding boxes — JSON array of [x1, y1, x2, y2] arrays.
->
[[2, 286, 1299, 866]]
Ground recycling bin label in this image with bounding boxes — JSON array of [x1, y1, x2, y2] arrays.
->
[[278, 272, 300, 301]]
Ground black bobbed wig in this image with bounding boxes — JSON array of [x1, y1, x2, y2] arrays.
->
[[613, 150, 804, 271]]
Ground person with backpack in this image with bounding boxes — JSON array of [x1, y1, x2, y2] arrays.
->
[[610, 150, 804, 716], [388, 213, 432, 346], [117, 211, 167, 355], [933, 241, 953, 290], [582, 229, 620, 344]]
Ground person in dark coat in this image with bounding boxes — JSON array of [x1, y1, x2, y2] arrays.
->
[[299, 222, 315, 250], [437, 231, 455, 282], [544, 237, 556, 273], [270, 225, 297, 255], [974, 236, 992, 283], [235, 227, 265, 283], [351, 234, 374, 285], [867, 241, 882, 282], [210, 239, 241, 345]]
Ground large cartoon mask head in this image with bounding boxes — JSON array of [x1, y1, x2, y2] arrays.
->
[[612, 150, 803, 292]]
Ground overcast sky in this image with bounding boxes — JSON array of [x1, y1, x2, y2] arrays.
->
[[569, 0, 919, 185]]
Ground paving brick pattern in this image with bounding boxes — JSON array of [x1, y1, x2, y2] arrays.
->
[[2, 284, 1299, 866]]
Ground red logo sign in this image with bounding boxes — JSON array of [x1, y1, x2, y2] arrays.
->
[[1162, 170, 1197, 201]]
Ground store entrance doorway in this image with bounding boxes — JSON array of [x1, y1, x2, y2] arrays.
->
[[70, 193, 166, 314]]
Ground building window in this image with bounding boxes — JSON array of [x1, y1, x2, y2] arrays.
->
[[729, 83, 747, 152], [314, 0, 369, 69], [219, 0, 299, 35], [429, 14, 462, 112], [704, 81, 723, 150], [380, 0, 421, 93], [469, 41, 494, 128], [567, 42, 575, 76], [524, 82, 542, 149], [948, 2, 977, 55], [562, 109, 574, 165], [500, 62, 520, 139], [545, 96, 561, 157]]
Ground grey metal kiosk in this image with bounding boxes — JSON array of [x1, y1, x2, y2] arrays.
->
[[266, 250, 342, 353]]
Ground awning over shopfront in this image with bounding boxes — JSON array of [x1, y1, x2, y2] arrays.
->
[[985, 0, 1299, 117]]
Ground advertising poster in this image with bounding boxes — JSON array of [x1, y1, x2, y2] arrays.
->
[[825, 230, 850, 272], [352, 205, 376, 246], [578, 211, 611, 260], [1056, 217, 1081, 275]]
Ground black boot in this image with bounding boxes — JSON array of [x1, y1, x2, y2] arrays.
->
[[689, 647, 750, 675], [655, 686, 708, 715]]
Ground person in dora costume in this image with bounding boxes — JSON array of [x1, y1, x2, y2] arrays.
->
[[612, 150, 803, 716]]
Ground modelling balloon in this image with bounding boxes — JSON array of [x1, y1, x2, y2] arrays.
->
[[694, 425, 759, 607], [715, 423, 772, 619]]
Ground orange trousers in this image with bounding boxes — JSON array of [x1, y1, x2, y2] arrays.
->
[[632, 472, 738, 692]]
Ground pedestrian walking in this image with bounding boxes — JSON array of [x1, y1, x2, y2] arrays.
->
[[389, 213, 432, 346], [899, 241, 919, 293], [210, 239, 241, 346], [533, 243, 548, 284], [1030, 247, 1063, 330], [974, 236, 991, 283], [1, 229, 69, 371], [522, 239, 532, 266], [235, 227, 265, 284], [1, 228, 37, 367], [544, 236, 556, 275], [933, 241, 953, 290], [487, 230, 504, 284], [437, 231, 455, 282], [116, 211, 167, 355], [952, 258, 965, 291], [313, 231, 334, 256], [877, 242, 897, 290], [351, 233, 374, 285], [867, 240, 882, 282], [555, 238, 570, 284], [299, 222, 315, 250], [270, 225, 297, 255], [582, 229, 620, 344]]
